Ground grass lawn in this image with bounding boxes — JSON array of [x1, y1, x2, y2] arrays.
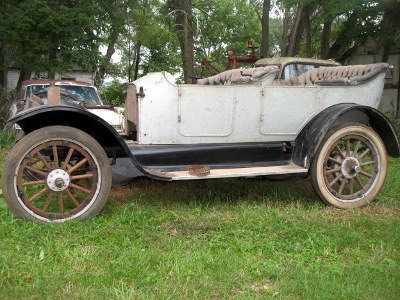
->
[[0, 146, 399, 299]]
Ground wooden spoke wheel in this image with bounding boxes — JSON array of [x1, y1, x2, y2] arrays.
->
[[311, 124, 387, 208], [2, 126, 112, 222]]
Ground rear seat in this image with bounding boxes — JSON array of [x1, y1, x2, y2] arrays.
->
[[273, 63, 389, 86], [197, 66, 280, 85]]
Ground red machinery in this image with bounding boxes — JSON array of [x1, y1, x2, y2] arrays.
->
[[202, 41, 266, 75]]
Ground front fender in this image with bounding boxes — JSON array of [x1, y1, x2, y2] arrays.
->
[[5, 105, 162, 180], [293, 104, 400, 168]]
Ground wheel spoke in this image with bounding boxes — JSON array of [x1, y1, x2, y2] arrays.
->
[[69, 183, 91, 194], [338, 179, 346, 195], [62, 147, 75, 169], [68, 158, 88, 174], [346, 139, 351, 156], [36, 152, 52, 170], [66, 188, 80, 207], [355, 177, 365, 190], [360, 161, 374, 166], [28, 186, 49, 202], [349, 179, 354, 195], [360, 171, 372, 178], [70, 173, 94, 180], [358, 148, 370, 160], [22, 179, 46, 186], [326, 167, 341, 174], [53, 145, 59, 168], [43, 193, 54, 212], [328, 157, 342, 165], [335, 145, 345, 159], [58, 193, 64, 213], [329, 173, 342, 187], [24, 165, 48, 178], [353, 141, 361, 156]]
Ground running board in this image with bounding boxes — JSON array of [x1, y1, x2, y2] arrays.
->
[[145, 164, 308, 181]]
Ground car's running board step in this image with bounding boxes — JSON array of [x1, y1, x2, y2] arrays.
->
[[162, 164, 307, 180]]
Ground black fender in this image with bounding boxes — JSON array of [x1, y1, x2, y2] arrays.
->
[[5, 105, 165, 180], [293, 103, 400, 168]]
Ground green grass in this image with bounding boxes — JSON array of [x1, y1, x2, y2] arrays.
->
[[0, 129, 15, 148], [0, 148, 399, 299]]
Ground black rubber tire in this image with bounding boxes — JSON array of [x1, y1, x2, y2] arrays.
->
[[2, 126, 112, 223], [310, 124, 387, 208]]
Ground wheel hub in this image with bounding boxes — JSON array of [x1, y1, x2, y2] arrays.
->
[[341, 157, 361, 179], [47, 169, 70, 192]]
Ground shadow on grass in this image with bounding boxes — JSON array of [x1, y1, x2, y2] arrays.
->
[[107, 174, 321, 212]]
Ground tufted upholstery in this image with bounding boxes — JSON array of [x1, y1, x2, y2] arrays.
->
[[273, 63, 388, 86], [197, 66, 280, 85]]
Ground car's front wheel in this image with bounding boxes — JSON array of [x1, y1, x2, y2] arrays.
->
[[2, 126, 112, 223], [311, 124, 387, 208]]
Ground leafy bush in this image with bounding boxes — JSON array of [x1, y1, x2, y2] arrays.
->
[[0, 129, 15, 148], [100, 81, 126, 107], [385, 111, 400, 139], [0, 91, 12, 128]]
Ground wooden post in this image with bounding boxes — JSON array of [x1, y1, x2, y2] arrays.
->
[[47, 85, 61, 105]]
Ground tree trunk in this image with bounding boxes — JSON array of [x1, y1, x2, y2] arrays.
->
[[133, 43, 141, 81], [374, 0, 400, 63], [327, 12, 358, 60], [286, 5, 308, 57], [260, 0, 271, 57], [48, 33, 58, 80], [320, 20, 332, 59], [17, 63, 32, 86], [281, 8, 290, 56], [305, 7, 312, 57], [98, 28, 120, 82], [0, 44, 8, 92], [169, 0, 195, 83]]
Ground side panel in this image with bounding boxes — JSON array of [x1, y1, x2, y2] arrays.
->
[[179, 86, 235, 137], [136, 72, 386, 144]]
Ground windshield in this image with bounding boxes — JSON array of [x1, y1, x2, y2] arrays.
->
[[25, 84, 102, 105], [282, 64, 316, 80]]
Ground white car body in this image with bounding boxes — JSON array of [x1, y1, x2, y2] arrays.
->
[[133, 67, 385, 145]]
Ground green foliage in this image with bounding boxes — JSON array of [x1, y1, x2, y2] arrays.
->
[[386, 112, 400, 139], [100, 81, 126, 106], [0, 130, 15, 148], [0, 0, 398, 84], [191, 0, 264, 77], [1, 0, 103, 76]]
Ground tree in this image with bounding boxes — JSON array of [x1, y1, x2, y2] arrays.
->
[[374, 0, 400, 62], [95, 0, 128, 85], [167, 0, 196, 83], [1, 0, 105, 85], [250, 0, 271, 57]]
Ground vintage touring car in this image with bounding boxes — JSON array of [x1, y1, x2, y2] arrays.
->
[[2, 61, 400, 223]]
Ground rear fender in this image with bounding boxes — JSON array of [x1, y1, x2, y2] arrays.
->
[[293, 104, 400, 168], [5, 106, 161, 179]]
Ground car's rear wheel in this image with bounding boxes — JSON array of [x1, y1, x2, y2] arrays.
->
[[311, 124, 387, 208], [2, 126, 112, 223]]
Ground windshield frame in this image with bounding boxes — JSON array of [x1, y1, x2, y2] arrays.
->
[[24, 83, 102, 105]]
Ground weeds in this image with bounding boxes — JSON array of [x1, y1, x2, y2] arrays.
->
[[386, 111, 400, 139], [0, 129, 15, 148]]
